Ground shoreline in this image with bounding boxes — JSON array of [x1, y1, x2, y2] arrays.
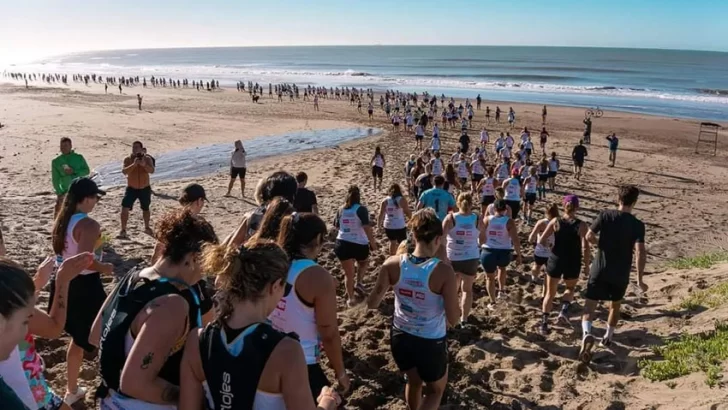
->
[[2, 77, 727, 123]]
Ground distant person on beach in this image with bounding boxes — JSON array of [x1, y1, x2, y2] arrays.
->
[[378, 183, 411, 255], [104, 83, 107, 94], [313, 95, 319, 111], [606, 133, 619, 167], [52, 137, 90, 216], [485, 106, 491, 124], [548, 152, 560, 191], [371, 146, 386, 191], [226, 140, 246, 197], [294, 172, 318, 214], [572, 140, 588, 180], [367, 208, 460, 410], [119, 141, 156, 238], [137, 94, 143, 110], [540, 127, 549, 153], [580, 185, 646, 364], [118, 84, 122, 95], [495, 106, 501, 124], [583, 116, 592, 144], [542, 105, 548, 124]]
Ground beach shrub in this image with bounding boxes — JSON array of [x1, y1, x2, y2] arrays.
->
[[639, 321, 728, 388], [668, 251, 728, 270], [679, 282, 728, 310]]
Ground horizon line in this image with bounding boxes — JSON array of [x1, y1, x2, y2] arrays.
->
[[33, 43, 728, 60]]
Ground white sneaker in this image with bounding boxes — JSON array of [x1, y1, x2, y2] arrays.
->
[[64, 386, 87, 406]]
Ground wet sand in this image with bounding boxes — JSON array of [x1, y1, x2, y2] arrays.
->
[[2, 80, 728, 409]]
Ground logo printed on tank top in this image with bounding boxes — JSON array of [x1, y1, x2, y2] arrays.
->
[[415, 292, 426, 300], [220, 371, 234, 410], [399, 288, 413, 298]]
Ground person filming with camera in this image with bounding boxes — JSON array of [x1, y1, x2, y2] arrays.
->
[[119, 141, 155, 238]]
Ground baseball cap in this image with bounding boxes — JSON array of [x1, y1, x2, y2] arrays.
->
[[68, 177, 105, 198], [181, 183, 208, 203], [563, 195, 579, 207]]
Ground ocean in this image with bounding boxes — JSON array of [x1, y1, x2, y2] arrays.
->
[[10, 46, 728, 121]]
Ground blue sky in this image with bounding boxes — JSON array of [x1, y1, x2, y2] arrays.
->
[[1, 0, 726, 63]]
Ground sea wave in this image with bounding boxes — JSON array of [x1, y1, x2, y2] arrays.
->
[[696, 88, 728, 96]]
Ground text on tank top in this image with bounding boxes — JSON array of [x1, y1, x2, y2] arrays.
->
[[534, 219, 555, 258], [504, 179, 521, 200], [497, 164, 510, 180], [431, 158, 443, 175], [457, 161, 469, 178], [525, 176, 538, 193], [383, 197, 406, 229], [200, 323, 289, 410], [471, 160, 484, 175], [268, 259, 321, 364], [393, 256, 446, 339], [446, 213, 480, 261], [481, 178, 495, 197], [336, 204, 369, 245], [485, 215, 513, 250], [58, 213, 98, 275]]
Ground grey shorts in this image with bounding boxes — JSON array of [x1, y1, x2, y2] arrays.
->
[[451, 259, 480, 276]]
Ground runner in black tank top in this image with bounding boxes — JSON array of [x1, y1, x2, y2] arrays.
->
[[179, 240, 342, 410], [538, 195, 590, 335]]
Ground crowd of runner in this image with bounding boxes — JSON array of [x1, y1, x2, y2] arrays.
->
[[0, 83, 643, 410]]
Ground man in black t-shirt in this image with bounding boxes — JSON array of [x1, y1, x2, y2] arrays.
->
[[579, 185, 646, 364], [293, 172, 318, 214], [571, 140, 588, 180], [459, 132, 470, 154]]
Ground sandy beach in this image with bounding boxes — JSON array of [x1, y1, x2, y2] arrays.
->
[[2, 79, 728, 409]]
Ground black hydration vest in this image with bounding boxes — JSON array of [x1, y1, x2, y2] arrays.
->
[[96, 269, 196, 399], [200, 322, 295, 410]]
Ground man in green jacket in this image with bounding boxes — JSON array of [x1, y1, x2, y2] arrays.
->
[[52, 137, 90, 215]]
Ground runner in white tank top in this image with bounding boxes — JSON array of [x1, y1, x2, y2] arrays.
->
[[481, 201, 522, 305], [430, 156, 444, 176], [528, 204, 558, 293], [378, 187, 412, 255]]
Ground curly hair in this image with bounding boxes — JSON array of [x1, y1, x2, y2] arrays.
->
[[201, 240, 290, 320], [155, 209, 218, 264]]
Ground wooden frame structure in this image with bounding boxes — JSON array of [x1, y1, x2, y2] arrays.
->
[[695, 122, 720, 155]]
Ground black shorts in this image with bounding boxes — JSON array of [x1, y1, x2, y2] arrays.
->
[[415, 134, 424, 141], [574, 159, 584, 168], [506, 200, 521, 219], [534, 255, 549, 266], [546, 258, 581, 280], [459, 177, 468, 186], [480, 248, 512, 274], [307, 363, 330, 400], [481, 195, 495, 206], [121, 186, 152, 211], [548, 171, 557, 178], [525, 193, 537, 205], [451, 259, 480, 276], [385, 228, 407, 242], [538, 174, 549, 182], [372, 165, 383, 179], [390, 327, 447, 383], [472, 174, 484, 183], [525, 148, 532, 156], [48, 272, 107, 352], [230, 166, 246, 179], [585, 278, 628, 302], [334, 239, 370, 262]]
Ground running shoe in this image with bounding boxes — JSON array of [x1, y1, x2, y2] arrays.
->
[[497, 290, 507, 300], [579, 334, 595, 364], [599, 337, 613, 348], [557, 313, 570, 326], [355, 282, 366, 295], [64, 387, 87, 406], [538, 322, 549, 335]]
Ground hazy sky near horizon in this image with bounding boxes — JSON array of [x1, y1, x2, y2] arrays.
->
[[2, 0, 727, 63]]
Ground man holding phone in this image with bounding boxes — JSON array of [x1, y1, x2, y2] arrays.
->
[[51, 137, 90, 216], [119, 141, 155, 238]]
